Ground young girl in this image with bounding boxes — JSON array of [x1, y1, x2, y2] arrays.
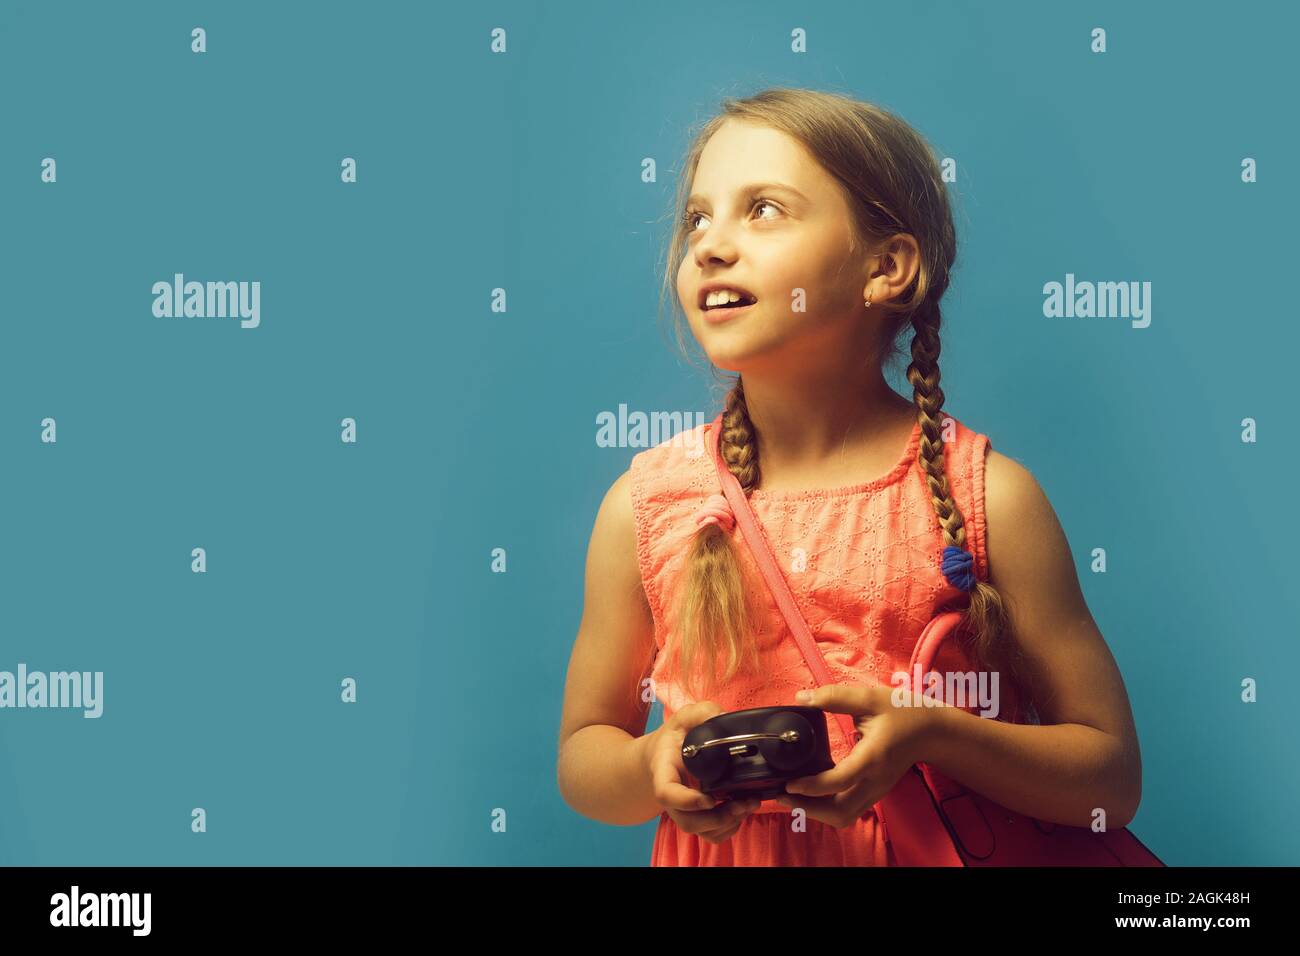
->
[[556, 87, 1143, 866]]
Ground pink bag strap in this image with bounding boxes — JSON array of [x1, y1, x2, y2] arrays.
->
[[708, 414, 965, 861], [910, 610, 962, 673], [707, 415, 862, 750], [906, 609, 1027, 726]]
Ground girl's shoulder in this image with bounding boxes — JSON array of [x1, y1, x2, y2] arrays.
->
[[628, 420, 713, 494], [982, 447, 1053, 550]]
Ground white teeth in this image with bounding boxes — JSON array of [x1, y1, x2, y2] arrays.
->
[[705, 290, 750, 308]]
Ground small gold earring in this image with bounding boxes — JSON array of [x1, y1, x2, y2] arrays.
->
[[864, 297, 873, 309]]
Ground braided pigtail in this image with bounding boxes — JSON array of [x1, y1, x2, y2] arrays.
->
[[907, 302, 1035, 706], [666, 379, 766, 701]]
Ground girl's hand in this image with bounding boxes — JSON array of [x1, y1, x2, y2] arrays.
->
[[644, 701, 762, 844], [774, 683, 943, 829]]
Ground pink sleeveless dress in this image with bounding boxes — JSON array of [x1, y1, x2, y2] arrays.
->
[[629, 413, 1023, 866]]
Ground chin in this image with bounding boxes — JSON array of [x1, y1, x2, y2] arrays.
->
[[699, 340, 778, 373], [691, 314, 786, 370]]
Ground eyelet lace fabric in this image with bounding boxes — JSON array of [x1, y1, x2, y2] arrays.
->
[[628, 414, 1020, 866]]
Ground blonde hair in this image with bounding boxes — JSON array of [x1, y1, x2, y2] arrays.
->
[[655, 87, 1034, 709]]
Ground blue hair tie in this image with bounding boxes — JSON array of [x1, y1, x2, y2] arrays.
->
[[941, 545, 977, 592]]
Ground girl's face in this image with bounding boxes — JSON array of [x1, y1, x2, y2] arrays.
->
[[677, 119, 878, 373]]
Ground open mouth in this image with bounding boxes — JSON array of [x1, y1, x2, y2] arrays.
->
[[701, 292, 758, 312], [702, 299, 757, 323]]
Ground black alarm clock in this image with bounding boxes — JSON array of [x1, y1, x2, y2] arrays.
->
[[680, 705, 835, 801]]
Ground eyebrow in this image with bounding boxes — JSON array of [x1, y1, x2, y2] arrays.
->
[[685, 181, 810, 207]]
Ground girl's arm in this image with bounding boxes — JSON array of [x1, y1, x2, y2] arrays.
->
[[556, 468, 666, 826], [917, 449, 1143, 829]]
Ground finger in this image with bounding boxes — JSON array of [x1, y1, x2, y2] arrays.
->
[[655, 778, 719, 811], [777, 781, 874, 828], [797, 682, 879, 716], [695, 803, 759, 843], [651, 756, 719, 811], [700, 818, 746, 845], [656, 702, 729, 810], [669, 700, 724, 730], [774, 792, 837, 827], [784, 737, 879, 797], [667, 798, 760, 835], [648, 721, 721, 811], [690, 798, 762, 832]]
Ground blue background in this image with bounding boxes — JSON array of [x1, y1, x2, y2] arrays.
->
[[1, 0, 1295, 865]]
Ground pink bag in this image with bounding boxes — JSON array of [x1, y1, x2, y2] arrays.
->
[[707, 414, 1164, 866]]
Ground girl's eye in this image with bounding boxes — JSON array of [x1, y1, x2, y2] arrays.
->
[[683, 198, 782, 234]]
